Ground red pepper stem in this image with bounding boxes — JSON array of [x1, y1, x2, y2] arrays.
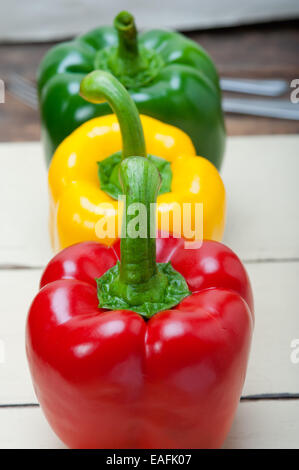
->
[[119, 157, 161, 285], [98, 156, 169, 310], [96, 154, 190, 316]]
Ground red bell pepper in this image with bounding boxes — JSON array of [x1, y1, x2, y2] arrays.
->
[[26, 235, 253, 449], [26, 72, 253, 449]]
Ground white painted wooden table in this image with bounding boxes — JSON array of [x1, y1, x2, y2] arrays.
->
[[0, 136, 298, 449]]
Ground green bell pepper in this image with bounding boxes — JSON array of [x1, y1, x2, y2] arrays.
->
[[38, 11, 226, 168]]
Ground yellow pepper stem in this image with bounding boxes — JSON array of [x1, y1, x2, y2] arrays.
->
[[80, 70, 146, 159]]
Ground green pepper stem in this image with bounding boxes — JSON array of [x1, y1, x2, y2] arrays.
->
[[110, 11, 149, 79], [94, 12, 163, 89], [114, 11, 139, 61], [80, 70, 146, 159]]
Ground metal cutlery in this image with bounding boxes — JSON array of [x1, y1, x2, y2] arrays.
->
[[8, 74, 38, 109], [222, 97, 299, 120], [220, 78, 288, 96]]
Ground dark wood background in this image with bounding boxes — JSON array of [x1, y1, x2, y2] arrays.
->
[[1, 19, 299, 142]]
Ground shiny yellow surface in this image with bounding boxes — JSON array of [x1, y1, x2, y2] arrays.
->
[[49, 114, 226, 250]]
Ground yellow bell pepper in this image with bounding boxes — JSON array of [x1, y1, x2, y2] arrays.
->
[[49, 72, 226, 251]]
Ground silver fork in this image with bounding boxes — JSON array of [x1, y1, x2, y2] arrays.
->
[[7, 73, 299, 120], [8, 74, 38, 109]]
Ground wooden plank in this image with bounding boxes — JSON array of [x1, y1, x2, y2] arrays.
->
[[223, 399, 299, 449], [0, 261, 298, 405], [243, 261, 299, 396], [0, 400, 298, 449], [0, 407, 65, 449], [0, 269, 41, 404], [0, 136, 299, 267], [0, 142, 52, 267], [222, 134, 299, 261]]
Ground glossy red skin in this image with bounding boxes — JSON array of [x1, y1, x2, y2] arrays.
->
[[26, 235, 254, 449]]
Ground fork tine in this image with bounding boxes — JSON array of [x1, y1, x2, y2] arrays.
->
[[8, 74, 38, 109], [11, 74, 37, 97]]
